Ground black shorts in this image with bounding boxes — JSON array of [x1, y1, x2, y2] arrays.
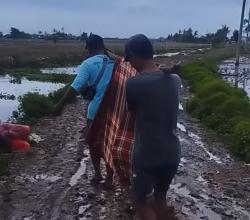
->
[[132, 165, 178, 204]]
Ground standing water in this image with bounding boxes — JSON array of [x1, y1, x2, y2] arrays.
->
[[219, 57, 250, 97], [41, 66, 78, 75], [0, 74, 64, 122]]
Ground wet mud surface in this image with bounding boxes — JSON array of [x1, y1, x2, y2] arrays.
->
[[0, 91, 250, 219]]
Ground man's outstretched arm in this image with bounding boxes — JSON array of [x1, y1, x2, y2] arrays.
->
[[53, 86, 78, 115], [54, 62, 90, 115]]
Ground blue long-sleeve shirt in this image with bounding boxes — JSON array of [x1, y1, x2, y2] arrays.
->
[[71, 55, 115, 120]]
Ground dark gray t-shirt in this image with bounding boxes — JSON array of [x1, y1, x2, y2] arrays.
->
[[126, 71, 181, 168]]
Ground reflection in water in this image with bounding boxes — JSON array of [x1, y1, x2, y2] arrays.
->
[[41, 66, 78, 75], [0, 75, 64, 122], [9, 75, 22, 84], [219, 57, 250, 97], [0, 93, 16, 100]]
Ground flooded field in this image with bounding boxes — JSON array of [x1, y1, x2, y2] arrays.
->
[[41, 66, 78, 75], [153, 48, 210, 58], [219, 57, 250, 97], [0, 74, 64, 122]]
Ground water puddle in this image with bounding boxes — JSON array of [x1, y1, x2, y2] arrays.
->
[[179, 103, 184, 111], [196, 175, 207, 184], [232, 201, 250, 219], [0, 75, 64, 122], [171, 183, 222, 220], [171, 183, 192, 199], [188, 132, 222, 164], [78, 204, 92, 216], [177, 122, 187, 133], [154, 48, 210, 58], [41, 66, 78, 75], [22, 174, 61, 183], [69, 149, 89, 187], [154, 52, 182, 58], [197, 204, 222, 220]]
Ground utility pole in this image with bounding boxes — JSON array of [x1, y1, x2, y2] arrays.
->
[[235, 0, 247, 87], [236, 0, 247, 66], [247, 9, 250, 44]]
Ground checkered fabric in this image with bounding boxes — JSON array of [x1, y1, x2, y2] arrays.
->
[[86, 58, 136, 183]]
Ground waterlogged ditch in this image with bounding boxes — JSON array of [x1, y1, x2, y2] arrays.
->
[[0, 74, 64, 121], [219, 56, 250, 97]]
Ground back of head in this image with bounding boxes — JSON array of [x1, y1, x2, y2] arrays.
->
[[85, 34, 105, 53], [124, 34, 154, 61]]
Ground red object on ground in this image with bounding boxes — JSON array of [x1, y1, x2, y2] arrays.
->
[[10, 139, 31, 152], [0, 123, 31, 151], [7, 124, 30, 140], [0, 123, 30, 141]]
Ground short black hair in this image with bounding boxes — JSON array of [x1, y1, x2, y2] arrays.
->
[[124, 34, 153, 61], [85, 34, 105, 52]]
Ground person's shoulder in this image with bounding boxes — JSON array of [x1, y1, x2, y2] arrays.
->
[[126, 75, 139, 90], [84, 55, 102, 65]]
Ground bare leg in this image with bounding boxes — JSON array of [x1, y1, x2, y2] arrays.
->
[[89, 145, 102, 183], [86, 119, 102, 183], [104, 163, 114, 188]]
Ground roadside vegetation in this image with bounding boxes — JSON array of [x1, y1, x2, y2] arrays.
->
[[13, 84, 70, 123], [181, 49, 250, 162]]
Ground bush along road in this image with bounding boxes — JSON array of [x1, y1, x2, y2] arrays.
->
[[181, 58, 250, 162], [0, 51, 250, 219]]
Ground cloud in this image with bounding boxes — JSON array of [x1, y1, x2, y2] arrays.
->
[[0, 0, 246, 37]]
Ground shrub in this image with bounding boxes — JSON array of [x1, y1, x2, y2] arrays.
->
[[196, 92, 229, 120], [15, 92, 53, 123], [215, 96, 250, 119], [196, 80, 232, 99], [14, 84, 72, 123], [186, 97, 201, 115]]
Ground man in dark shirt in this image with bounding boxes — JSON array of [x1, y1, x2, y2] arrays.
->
[[125, 34, 181, 220]]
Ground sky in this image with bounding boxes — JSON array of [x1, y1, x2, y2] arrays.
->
[[0, 0, 248, 38]]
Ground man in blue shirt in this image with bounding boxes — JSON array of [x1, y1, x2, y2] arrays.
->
[[54, 34, 115, 184]]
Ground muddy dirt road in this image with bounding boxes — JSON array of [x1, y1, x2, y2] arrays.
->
[[0, 91, 250, 219]]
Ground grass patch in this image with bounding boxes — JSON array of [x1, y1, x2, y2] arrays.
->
[[181, 53, 250, 162], [13, 84, 71, 123]]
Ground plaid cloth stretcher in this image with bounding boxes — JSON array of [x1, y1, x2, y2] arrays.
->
[[86, 58, 137, 183]]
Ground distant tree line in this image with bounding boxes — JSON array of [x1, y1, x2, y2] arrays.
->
[[1, 24, 250, 46], [0, 27, 89, 42], [166, 25, 232, 45]]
